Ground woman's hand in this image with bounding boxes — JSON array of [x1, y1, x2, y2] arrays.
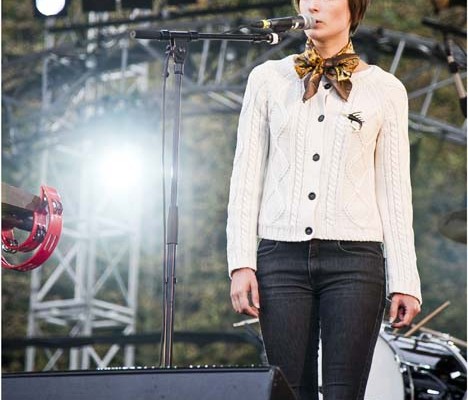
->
[[389, 293, 421, 328], [230, 268, 260, 318]]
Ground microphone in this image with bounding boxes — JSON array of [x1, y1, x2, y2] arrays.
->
[[251, 14, 315, 32]]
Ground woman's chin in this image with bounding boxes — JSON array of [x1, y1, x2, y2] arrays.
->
[[305, 30, 325, 42]]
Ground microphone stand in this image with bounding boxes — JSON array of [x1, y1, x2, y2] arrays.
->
[[130, 28, 281, 367], [442, 34, 467, 118], [421, 17, 467, 118]]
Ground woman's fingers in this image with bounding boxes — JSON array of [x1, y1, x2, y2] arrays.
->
[[230, 268, 260, 317], [389, 293, 421, 328]]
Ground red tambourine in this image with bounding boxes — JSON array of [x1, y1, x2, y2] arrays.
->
[[2, 185, 63, 271]]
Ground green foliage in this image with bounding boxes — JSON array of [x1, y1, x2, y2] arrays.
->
[[365, 0, 431, 33], [410, 136, 466, 338]]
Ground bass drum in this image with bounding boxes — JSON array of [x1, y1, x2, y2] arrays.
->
[[318, 327, 467, 400], [317, 330, 407, 400], [366, 332, 409, 399]]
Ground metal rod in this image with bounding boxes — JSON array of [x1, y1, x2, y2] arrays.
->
[[417, 326, 467, 348], [130, 29, 279, 44]]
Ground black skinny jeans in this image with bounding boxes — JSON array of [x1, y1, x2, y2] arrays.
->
[[256, 239, 387, 400]]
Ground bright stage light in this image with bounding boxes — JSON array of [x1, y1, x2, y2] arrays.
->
[[97, 146, 144, 192], [35, 0, 67, 16]]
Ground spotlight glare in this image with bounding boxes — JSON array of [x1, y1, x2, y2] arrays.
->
[[97, 147, 144, 192], [35, 0, 66, 16]]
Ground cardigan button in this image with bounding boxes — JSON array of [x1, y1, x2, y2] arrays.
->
[[305, 227, 313, 235], [313, 153, 320, 161], [308, 192, 316, 200], [318, 115, 325, 122]]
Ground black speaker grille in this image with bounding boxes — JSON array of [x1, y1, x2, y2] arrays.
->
[[3, 367, 296, 400]]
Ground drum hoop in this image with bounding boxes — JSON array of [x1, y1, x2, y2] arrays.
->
[[391, 334, 467, 372], [379, 332, 416, 400], [429, 339, 468, 372]]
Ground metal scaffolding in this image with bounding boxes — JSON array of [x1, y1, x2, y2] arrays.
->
[[24, 12, 146, 371]]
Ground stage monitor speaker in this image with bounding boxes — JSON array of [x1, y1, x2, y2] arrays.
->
[[2, 366, 296, 400]]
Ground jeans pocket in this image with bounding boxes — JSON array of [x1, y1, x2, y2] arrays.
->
[[257, 239, 279, 257], [336, 241, 383, 258]]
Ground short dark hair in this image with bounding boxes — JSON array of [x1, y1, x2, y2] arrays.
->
[[292, 0, 370, 34]]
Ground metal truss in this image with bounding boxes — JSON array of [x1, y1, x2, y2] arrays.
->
[[23, 13, 145, 372], [25, 139, 143, 371], [1, 4, 465, 372]]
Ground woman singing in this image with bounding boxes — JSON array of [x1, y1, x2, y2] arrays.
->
[[226, 0, 422, 398]]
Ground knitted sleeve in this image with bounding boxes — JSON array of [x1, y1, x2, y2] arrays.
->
[[375, 79, 422, 304], [226, 66, 270, 277]]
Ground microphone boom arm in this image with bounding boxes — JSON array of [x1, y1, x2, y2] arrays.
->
[[130, 29, 281, 44]]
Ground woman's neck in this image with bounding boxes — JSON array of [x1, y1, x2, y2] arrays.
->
[[312, 38, 350, 59]]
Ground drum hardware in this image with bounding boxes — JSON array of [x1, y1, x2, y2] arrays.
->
[[378, 328, 467, 400], [417, 326, 467, 349], [232, 318, 259, 328], [233, 318, 268, 366], [450, 371, 463, 379]]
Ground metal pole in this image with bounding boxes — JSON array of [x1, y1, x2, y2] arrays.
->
[[159, 38, 188, 367]]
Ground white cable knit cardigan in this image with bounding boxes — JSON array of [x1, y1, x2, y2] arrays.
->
[[226, 54, 422, 304]]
